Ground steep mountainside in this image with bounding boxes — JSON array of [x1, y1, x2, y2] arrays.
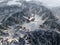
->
[[0, 1, 60, 45]]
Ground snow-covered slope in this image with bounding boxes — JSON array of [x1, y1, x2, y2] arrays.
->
[[0, 1, 60, 45]]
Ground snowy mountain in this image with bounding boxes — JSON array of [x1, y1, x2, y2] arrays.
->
[[0, 1, 60, 45]]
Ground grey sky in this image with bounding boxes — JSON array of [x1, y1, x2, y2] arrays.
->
[[39, 0, 60, 7]]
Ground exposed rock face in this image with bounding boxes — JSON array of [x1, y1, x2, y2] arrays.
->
[[0, 1, 60, 45], [0, 1, 59, 31], [0, 30, 60, 45], [24, 30, 60, 45]]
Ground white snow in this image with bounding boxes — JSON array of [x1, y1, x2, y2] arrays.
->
[[22, 14, 46, 31], [7, 0, 21, 5]]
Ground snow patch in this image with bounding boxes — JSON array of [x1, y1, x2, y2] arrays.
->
[[22, 15, 46, 31]]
